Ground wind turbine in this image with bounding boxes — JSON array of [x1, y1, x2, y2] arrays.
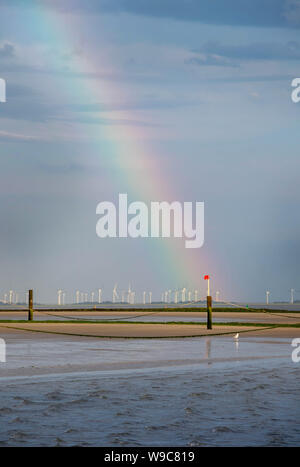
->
[[112, 284, 118, 304], [143, 291, 146, 305], [266, 290, 270, 305], [149, 291, 152, 304], [131, 291, 135, 305], [62, 292, 66, 306], [91, 292, 94, 303], [216, 291, 220, 302], [76, 290, 80, 304], [291, 288, 295, 304], [4, 293, 7, 304], [188, 290, 192, 302], [9, 290, 13, 305], [164, 290, 168, 303], [57, 289, 62, 306], [181, 287, 186, 303], [127, 284, 131, 304], [98, 288, 102, 304], [174, 290, 179, 304]]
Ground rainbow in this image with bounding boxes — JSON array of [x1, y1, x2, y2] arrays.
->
[[27, 5, 219, 293]]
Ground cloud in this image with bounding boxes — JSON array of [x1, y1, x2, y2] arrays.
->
[[0, 130, 39, 142], [284, 0, 300, 25], [0, 98, 56, 122], [192, 40, 300, 62], [0, 93, 164, 127], [54, 115, 163, 127], [186, 54, 239, 68], [0, 42, 15, 59], [69, 96, 198, 112], [3, 0, 298, 29]]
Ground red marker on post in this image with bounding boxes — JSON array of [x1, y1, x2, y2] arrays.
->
[[204, 275, 210, 296]]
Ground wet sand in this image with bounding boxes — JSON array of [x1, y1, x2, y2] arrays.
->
[[0, 322, 258, 338], [0, 331, 298, 447], [0, 320, 299, 339], [0, 323, 297, 379], [0, 316, 298, 446]]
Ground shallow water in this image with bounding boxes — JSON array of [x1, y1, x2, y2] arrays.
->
[[0, 336, 299, 446]]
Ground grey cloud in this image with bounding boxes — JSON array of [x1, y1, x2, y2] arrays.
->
[[0, 98, 56, 122], [6, 83, 39, 98], [193, 40, 300, 62], [4, 0, 298, 29], [0, 130, 39, 142], [186, 55, 239, 68], [54, 115, 163, 128], [37, 161, 86, 174], [284, 0, 300, 25], [0, 43, 15, 59], [0, 94, 163, 127], [69, 96, 199, 112]]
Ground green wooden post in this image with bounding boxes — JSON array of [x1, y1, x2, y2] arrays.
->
[[207, 295, 212, 329], [28, 289, 33, 321]]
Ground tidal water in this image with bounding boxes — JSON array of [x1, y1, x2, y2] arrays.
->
[[0, 336, 299, 446]]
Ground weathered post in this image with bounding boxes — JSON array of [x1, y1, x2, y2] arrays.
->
[[207, 295, 212, 330], [28, 289, 33, 321], [204, 275, 212, 329]]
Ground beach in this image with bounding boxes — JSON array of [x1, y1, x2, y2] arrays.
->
[[0, 314, 299, 446], [0, 324, 299, 446]]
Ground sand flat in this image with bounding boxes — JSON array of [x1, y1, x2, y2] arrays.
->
[[0, 321, 294, 338], [0, 321, 257, 338], [1, 310, 300, 325]]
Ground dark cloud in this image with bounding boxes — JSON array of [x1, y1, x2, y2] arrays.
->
[[0, 43, 15, 59], [1, 0, 299, 28], [192, 40, 300, 62], [284, 0, 300, 25], [186, 55, 239, 68]]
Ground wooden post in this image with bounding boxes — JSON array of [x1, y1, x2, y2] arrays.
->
[[28, 289, 33, 321], [207, 295, 212, 329]]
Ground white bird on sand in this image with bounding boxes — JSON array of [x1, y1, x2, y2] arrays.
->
[[234, 333, 239, 340]]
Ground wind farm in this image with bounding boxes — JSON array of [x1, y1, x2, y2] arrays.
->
[[0, 0, 299, 451], [1, 278, 300, 337]]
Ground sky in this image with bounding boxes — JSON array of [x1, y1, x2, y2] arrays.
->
[[0, 0, 299, 304]]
